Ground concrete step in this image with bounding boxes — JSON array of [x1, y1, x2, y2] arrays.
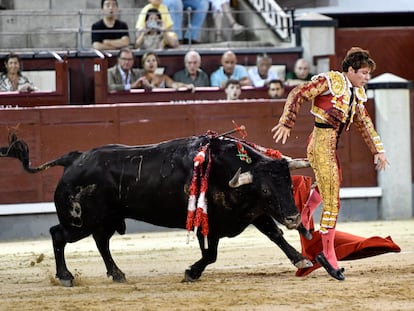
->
[[0, 9, 139, 50], [0, 1, 286, 50], [3, 0, 144, 10]]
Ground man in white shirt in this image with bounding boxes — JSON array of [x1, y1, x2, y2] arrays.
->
[[248, 53, 279, 87]]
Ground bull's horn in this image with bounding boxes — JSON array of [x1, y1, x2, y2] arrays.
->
[[229, 168, 253, 188], [287, 158, 310, 170]]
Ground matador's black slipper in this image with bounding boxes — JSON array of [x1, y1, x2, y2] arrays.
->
[[315, 252, 345, 281]]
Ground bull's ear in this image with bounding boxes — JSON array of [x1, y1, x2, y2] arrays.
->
[[287, 158, 310, 170], [229, 168, 253, 188]]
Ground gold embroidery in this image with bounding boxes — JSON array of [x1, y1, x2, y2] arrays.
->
[[307, 127, 341, 231], [324, 71, 346, 97], [354, 105, 385, 153], [355, 87, 367, 102]]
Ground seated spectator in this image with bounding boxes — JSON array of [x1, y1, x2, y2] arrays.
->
[[91, 0, 130, 50], [163, 0, 209, 44], [224, 79, 241, 100], [135, 0, 179, 49], [248, 53, 280, 87], [0, 53, 37, 92], [135, 8, 177, 50], [139, 51, 194, 91], [267, 79, 285, 99], [107, 48, 150, 91], [173, 50, 210, 87], [210, 0, 245, 42], [210, 50, 252, 88], [285, 58, 314, 86]]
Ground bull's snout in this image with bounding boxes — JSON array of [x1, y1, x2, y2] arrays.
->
[[284, 213, 301, 229]]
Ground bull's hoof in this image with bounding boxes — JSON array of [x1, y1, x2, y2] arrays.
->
[[315, 252, 345, 281], [297, 224, 313, 240], [294, 258, 313, 269], [56, 271, 74, 287], [109, 270, 126, 283], [59, 278, 74, 287], [182, 269, 199, 282]]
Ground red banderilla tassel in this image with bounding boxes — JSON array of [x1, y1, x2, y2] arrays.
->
[[193, 146, 207, 167], [186, 165, 199, 243]]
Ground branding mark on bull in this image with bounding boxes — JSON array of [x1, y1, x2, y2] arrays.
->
[[69, 184, 96, 227]]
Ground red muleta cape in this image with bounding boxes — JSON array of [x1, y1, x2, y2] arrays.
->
[[291, 175, 401, 277]]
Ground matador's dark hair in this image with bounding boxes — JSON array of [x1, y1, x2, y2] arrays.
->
[[342, 47, 376, 72]]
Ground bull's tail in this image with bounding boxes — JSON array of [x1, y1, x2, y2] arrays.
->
[[0, 132, 82, 174]]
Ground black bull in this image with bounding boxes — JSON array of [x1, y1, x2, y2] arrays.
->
[[0, 133, 312, 287]]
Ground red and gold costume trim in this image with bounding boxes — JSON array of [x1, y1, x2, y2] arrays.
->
[[279, 70, 384, 154]]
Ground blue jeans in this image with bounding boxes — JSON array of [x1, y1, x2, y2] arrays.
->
[[163, 0, 209, 41]]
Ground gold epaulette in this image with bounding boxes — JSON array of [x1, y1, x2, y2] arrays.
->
[[355, 87, 368, 102], [322, 71, 347, 97]]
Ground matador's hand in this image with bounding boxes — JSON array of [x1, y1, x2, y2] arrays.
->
[[374, 153, 389, 171], [271, 123, 291, 144]]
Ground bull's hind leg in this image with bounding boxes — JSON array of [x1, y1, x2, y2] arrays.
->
[[93, 229, 126, 283], [184, 234, 219, 282], [253, 215, 313, 269], [50, 224, 87, 287]]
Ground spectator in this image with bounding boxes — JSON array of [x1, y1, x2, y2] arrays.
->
[[210, 50, 252, 88], [139, 51, 194, 91], [285, 58, 314, 86], [135, 8, 176, 50], [91, 0, 130, 50], [173, 50, 210, 87], [210, 0, 245, 42], [0, 53, 37, 92], [248, 53, 280, 87], [135, 0, 179, 49], [224, 79, 241, 100], [163, 0, 209, 44], [107, 48, 150, 91], [268, 79, 285, 99]]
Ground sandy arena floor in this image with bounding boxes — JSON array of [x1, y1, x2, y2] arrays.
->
[[0, 219, 413, 311]]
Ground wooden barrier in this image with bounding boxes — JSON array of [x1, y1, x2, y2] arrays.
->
[[0, 99, 376, 206], [0, 60, 69, 107]]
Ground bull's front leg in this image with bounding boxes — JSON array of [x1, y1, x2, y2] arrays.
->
[[253, 215, 312, 269], [183, 234, 219, 282]]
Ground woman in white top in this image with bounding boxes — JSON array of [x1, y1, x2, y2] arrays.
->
[[0, 53, 37, 92]]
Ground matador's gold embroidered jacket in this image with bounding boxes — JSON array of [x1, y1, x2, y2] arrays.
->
[[279, 71, 384, 154]]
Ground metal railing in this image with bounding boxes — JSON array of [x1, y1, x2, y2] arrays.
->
[[0, 7, 295, 51], [245, 0, 292, 41]]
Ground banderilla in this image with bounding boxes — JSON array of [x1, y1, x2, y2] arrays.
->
[[217, 120, 247, 138]]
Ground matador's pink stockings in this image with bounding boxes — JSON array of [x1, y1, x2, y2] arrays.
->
[[321, 228, 339, 269], [301, 187, 321, 230]]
